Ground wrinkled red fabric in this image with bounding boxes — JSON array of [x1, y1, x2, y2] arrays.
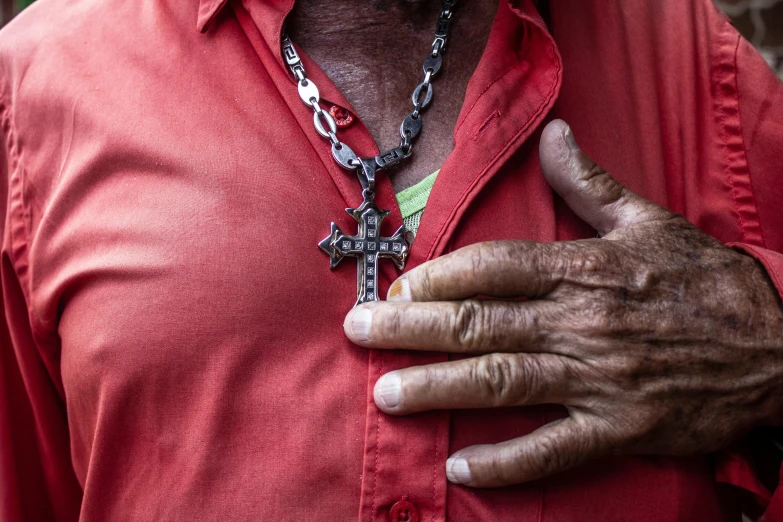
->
[[1, 0, 783, 520]]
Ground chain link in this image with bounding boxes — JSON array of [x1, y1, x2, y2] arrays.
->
[[282, 35, 360, 171], [281, 0, 457, 182]]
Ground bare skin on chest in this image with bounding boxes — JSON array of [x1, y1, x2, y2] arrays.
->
[[288, 0, 497, 193]]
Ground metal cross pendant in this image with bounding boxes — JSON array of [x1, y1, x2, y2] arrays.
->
[[319, 196, 410, 307]]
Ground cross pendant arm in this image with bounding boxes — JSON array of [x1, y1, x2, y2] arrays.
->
[[318, 199, 410, 307]]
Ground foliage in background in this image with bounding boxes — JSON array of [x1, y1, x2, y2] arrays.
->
[[716, 0, 783, 80]]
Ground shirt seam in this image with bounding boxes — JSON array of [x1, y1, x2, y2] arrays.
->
[[431, 405, 437, 522], [731, 34, 768, 248], [0, 84, 41, 335], [715, 20, 767, 248], [371, 353, 382, 522]]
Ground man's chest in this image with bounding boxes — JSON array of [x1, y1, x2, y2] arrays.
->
[[23, 0, 566, 410], [33, 52, 557, 512]]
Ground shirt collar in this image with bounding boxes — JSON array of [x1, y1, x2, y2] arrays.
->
[[198, 0, 295, 33], [195, 0, 551, 76], [197, 0, 230, 33], [196, 0, 549, 34]]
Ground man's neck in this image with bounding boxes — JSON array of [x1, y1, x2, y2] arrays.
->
[[287, 0, 498, 193], [290, 0, 447, 36]]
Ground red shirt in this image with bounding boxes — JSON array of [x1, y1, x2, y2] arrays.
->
[[2, 0, 783, 520]]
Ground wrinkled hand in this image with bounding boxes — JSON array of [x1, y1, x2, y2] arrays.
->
[[343, 120, 783, 488]]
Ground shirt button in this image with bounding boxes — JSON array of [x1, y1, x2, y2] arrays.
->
[[389, 496, 419, 522], [329, 104, 355, 128]]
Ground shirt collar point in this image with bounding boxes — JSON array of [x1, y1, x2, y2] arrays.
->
[[197, 0, 230, 33]]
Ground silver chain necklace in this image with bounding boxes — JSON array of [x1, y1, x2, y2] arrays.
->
[[281, 0, 457, 307]]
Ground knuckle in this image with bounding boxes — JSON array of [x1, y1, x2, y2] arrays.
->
[[452, 301, 532, 353], [630, 263, 662, 293], [581, 162, 609, 183], [563, 243, 616, 277], [547, 243, 618, 289], [471, 353, 522, 405], [582, 164, 625, 207], [453, 300, 488, 350]]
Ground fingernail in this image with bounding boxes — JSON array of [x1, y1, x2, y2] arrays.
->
[[388, 278, 411, 302], [446, 457, 472, 485], [375, 372, 401, 409], [348, 307, 372, 342], [563, 125, 581, 152]]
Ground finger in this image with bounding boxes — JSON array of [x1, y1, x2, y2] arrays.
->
[[344, 300, 560, 353], [539, 120, 674, 237], [446, 414, 608, 487], [373, 353, 582, 415], [387, 240, 565, 302]]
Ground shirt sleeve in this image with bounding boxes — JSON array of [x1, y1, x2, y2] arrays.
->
[[723, 246, 783, 522], [0, 91, 82, 521], [731, 245, 783, 303], [711, 15, 783, 521]]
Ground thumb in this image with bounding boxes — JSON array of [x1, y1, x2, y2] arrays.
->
[[539, 120, 673, 237]]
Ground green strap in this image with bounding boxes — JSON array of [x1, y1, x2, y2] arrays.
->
[[396, 170, 439, 218], [395, 170, 439, 237]]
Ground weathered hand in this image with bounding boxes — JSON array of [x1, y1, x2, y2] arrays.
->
[[343, 120, 783, 488]]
